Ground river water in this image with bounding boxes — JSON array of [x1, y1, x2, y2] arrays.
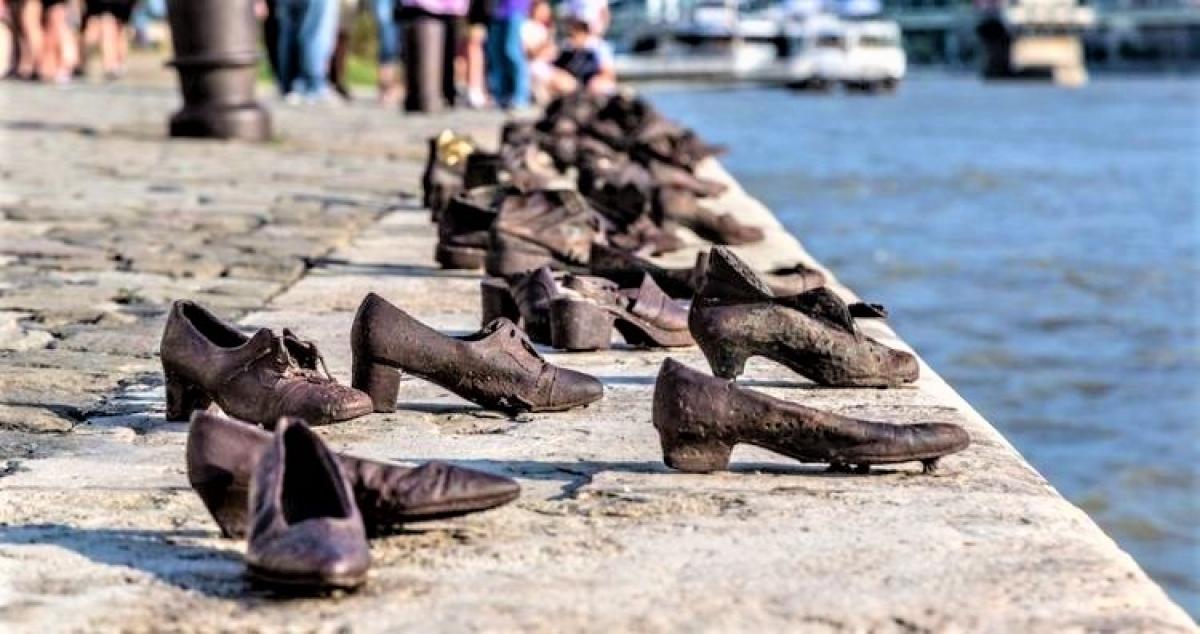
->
[[647, 76, 1199, 616]]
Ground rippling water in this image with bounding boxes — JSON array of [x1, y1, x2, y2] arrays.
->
[[647, 76, 1200, 616]]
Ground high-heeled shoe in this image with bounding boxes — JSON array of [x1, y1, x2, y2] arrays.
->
[[351, 293, 604, 414], [159, 300, 373, 427], [689, 248, 918, 387], [652, 359, 969, 473], [549, 274, 693, 351]]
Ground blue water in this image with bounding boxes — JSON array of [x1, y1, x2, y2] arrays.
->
[[648, 76, 1200, 616]]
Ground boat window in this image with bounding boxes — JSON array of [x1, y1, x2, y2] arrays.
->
[[816, 33, 845, 47]]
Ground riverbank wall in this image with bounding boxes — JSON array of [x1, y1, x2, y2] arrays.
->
[[0, 81, 1193, 631]]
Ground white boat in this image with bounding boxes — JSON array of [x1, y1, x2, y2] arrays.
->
[[786, 15, 906, 91], [611, 0, 906, 92]]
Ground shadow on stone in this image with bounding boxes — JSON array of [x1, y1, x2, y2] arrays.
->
[[310, 258, 482, 280], [0, 524, 257, 599]]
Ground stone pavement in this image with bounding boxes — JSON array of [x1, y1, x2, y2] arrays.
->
[[0, 81, 1194, 632]]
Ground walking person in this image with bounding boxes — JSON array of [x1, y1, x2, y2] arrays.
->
[[484, 0, 528, 109], [396, 0, 465, 112], [276, 0, 338, 102], [372, 0, 401, 104]]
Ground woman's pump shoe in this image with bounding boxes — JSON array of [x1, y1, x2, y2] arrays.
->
[[159, 300, 373, 427], [652, 359, 969, 474], [245, 418, 370, 590], [186, 411, 521, 538], [351, 293, 604, 415], [689, 247, 918, 387], [549, 274, 693, 351]]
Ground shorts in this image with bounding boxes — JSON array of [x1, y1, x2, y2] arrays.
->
[[86, 0, 135, 22], [466, 0, 489, 26]]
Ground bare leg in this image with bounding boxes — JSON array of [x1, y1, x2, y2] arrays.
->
[[17, 0, 44, 79], [99, 14, 118, 76], [463, 24, 485, 107]]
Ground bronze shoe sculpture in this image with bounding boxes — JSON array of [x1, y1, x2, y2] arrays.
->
[[160, 300, 373, 427], [423, 130, 475, 220], [504, 267, 560, 345], [351, 293, 604, 414], [689, 248, 918, 386], [187, 411, 521, 538], [436, 185, 505, 270], [653, 359, 969, 473], [484, 189, 597, 277], [477, 269, 561, 345], [588, 243, 701, 299], [692, 251, 826, 297], [245, 418, 370, 590], [550, 273, 693, 351]]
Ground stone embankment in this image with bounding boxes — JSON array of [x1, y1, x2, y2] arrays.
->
[[0, 81, 1193, 631]]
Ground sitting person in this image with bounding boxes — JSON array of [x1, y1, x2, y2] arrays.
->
[[547, 12, 616, 97]]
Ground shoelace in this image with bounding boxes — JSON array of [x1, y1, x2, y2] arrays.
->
[[225, 330, 336, 387]]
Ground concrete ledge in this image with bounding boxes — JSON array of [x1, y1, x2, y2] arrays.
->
[[0, 86, 1192, 631]]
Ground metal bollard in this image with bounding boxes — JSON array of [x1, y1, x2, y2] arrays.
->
[[166, 0, 271, 141]]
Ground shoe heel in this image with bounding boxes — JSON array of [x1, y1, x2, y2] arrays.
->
[[696, 339, 749, 380], [164, 368, 212, 422], [435, 244, 486, 270], [480, 278, 521, 327], [352, 359, 400, 413], [660, 433, 733, 473], [192, 478, 249, 539], [550, 298, 614, 351], [485, 243, 552, 277]]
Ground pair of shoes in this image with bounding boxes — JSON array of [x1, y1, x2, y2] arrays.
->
[[587, 244, 828, 300], [479, 267, 692, 351], [188, 411, 519, 539], [351, 293, 604, 414], [652, 359, 969, 474], [691, 247, 915, 387], [195, 414, 519, 590], [162, 296, 603, 421]]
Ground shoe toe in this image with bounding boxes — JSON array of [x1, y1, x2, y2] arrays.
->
[[921, 422, 971, 455], [552, 368, 604, 409], [330, 386, 375, 422]]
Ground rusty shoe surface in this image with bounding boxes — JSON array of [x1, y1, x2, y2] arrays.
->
[[485, 189, 597, 277], [351, 293, 603, 414], [186, 411, 521, 539], [653, 359, 969, 473], [160, 300, 373, 427], [245, 418, 370, 590], [689, 248, 918, 387], [550, 273, 693, 351]]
